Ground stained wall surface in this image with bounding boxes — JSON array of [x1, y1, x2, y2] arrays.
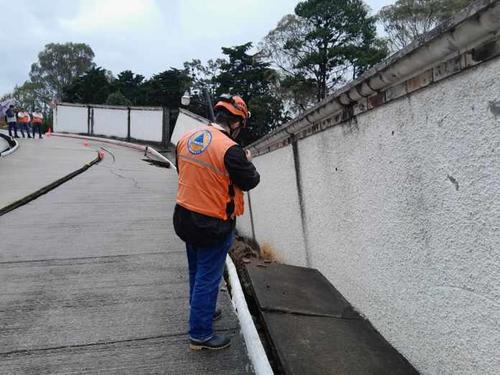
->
[[239, 58, 500, 375]]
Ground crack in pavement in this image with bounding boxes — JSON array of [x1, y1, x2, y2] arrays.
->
[[0, 328, 238, 357]]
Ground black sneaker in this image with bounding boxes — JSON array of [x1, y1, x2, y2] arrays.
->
[[213, 308, 222, 321], [189, 335, 231, 351]]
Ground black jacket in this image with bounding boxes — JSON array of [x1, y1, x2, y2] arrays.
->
[[173, 129, 260, 247]]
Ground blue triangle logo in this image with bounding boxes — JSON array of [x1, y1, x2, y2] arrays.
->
[[194, 134, 204, 145]]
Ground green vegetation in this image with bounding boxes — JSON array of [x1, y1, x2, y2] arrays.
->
[[2, 0, 474, 144]]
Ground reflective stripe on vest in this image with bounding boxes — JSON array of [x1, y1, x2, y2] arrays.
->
[[176, 125, 244, 220]]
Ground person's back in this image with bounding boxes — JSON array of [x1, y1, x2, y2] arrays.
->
[[5, 106, 18, 138], [174, 94, 259, 351]]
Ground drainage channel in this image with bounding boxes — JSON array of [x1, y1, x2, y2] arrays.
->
[[225, 254, 285, 375]]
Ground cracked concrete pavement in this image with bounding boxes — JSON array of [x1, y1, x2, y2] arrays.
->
[[0, 137, 252, 374]]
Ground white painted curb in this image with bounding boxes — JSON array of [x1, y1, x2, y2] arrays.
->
[[226, 256, 274, 375], [52, 133, 176, 169], [0, 138, 19, 157]]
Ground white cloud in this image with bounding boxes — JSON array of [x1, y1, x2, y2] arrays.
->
[[60, 0, 160, 33], [0, 0, 395, 96]]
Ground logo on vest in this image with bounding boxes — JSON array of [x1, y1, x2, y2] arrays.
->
[[187, 130, 212, 155]]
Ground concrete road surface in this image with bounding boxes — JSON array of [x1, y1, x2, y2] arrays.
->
[[0, 135, 96, 209], [0, 137, 252, 374]]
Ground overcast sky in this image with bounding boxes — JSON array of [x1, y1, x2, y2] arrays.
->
[[0, 0, 394, 96]]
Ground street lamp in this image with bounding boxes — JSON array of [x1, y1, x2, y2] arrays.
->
[[181, 88, 215, 122]]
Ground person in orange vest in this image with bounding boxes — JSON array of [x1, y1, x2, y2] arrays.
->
[[31, 110, 44, 139], [17, 110, 32, 138], [174, 94, 260, 350]]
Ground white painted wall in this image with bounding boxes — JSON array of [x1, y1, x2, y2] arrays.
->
[[171, 110, 207, 145], [130, 109, 162, 142], [54, 105, 88, 134], [239, 58, 500, 375], [93, 107, 128, 138], [248, 146, 308, 266]]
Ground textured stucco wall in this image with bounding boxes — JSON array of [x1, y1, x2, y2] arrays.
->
[[243, 58, 500, 375], [239, 145, 308, 266]]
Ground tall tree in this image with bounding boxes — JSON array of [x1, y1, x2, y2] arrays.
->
[[10, 81, 46, 111], [30, 43, 95, 102], [263, 0, 387, 103], [112, 70, 145, 105], [62, 67, 113, 104], [183, 59, 224, 118], [142, 68, 192, 108], [215, 42, 287, 145], [378, 0, 475, 51]]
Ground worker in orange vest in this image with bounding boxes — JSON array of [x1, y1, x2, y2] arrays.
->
[[17, 110, 32, 138], [31, 110, 44, 139], [174, 94, 260, 350]]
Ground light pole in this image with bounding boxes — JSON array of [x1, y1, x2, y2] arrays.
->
[[181, 87, 215, 122]]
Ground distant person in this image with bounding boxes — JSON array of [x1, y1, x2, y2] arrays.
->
[[174, 94, 260, 350], [17, 110, 32, 138], [5, 105, 19, 138], [32, 110, 44, 139]]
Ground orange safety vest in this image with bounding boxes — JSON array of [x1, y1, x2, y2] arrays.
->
[[32, 113, 43, 124], [18, 112, 29, 123], [176, 124, 244, 220]]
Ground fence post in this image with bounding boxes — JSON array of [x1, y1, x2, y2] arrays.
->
[[87, 106, 91, 135], [162, 107, 170, 148], [127, 107, 131, 141]]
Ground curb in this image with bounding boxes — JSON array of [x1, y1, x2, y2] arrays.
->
[[0, 152, 102, 217], [0, 134, 19, 157], [226, 256, 274, 375], [52, 133, 176, 169]]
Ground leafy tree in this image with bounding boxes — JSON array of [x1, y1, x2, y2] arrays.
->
[[11, 81, 45, 111], [263, 0, 387, 103], [62, 67, 113, 104], [142, 68, 192, 108], [30, 43, 95, 102], [106, 91, 133, 106], [378, 0, 475, 51], [214, 42, 287, 145], [112, 70, 145, 105]]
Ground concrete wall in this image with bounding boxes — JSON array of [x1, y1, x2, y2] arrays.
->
[[54, 105, 88, 134], [54, 104, 164, 143], [171, 109, 207, 145], [239, 52, 500, 374], [130, 109, 163, 142], [93, 107, 128, 138]]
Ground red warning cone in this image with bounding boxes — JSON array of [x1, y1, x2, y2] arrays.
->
[[83, 139, 89, 147]]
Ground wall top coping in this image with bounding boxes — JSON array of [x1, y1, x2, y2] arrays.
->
[[57, 102, 164, 111], [247, 0, 500, 154]]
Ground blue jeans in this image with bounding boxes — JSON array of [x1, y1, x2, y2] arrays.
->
[[8, 122, 18, 137], [19, 123, 31, 138], [186, 231, 233, 341]]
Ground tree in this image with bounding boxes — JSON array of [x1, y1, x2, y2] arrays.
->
[[29, 43, 95, 102], [112, 70, 145, 105], [262, 0, 387, 103], [142, 68, 192, 108], [10, 81, 45, 111], [106, 91, 133, 106], [378, 0, 475, 51], [62, 67, 113, 104], [214, 42, 287, 145]]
